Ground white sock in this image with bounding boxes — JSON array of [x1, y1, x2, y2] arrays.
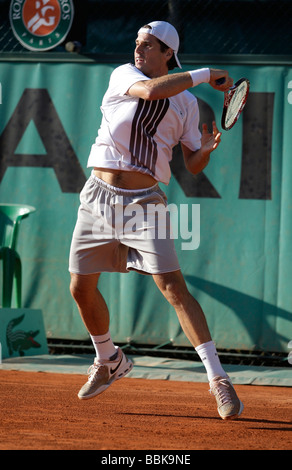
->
[[195, 341, 227, 382], [90, 332, 117, 361]]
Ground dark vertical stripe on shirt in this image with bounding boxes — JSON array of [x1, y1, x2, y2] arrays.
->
[[129, 98, 170, 173]]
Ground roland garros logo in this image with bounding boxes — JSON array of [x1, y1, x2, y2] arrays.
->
[[9, 0, 74, 51]]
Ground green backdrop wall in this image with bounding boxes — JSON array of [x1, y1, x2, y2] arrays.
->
[[0, 59, 291, 353]]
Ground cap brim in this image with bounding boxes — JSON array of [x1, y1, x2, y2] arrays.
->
[[174, 52, 182, 69]]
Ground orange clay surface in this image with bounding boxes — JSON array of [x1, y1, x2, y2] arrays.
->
[[0, 370, 291, 451]]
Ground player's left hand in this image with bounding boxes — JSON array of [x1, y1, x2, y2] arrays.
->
[[201, 121, 222, 155]]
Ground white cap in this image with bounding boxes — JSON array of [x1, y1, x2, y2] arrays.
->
[[138, 20, 182, 69]]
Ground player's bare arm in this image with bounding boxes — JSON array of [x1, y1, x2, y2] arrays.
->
[[182, 121, 221, 175], [127, 69, 232, 101], [127, 72, 193, 100]]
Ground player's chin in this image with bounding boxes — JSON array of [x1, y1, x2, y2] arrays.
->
[[135, 59, 146, 70], [135, 60, 152, 78]]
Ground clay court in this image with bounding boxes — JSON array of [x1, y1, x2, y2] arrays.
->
[[1, 368, 291, 451]]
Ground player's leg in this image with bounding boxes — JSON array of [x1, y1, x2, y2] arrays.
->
[[68, 173, 133, 399], [70, 272, 109, 335], [69, 272, 133, 400], [152, 270, 243, 420], [152, 270, 213, 346]]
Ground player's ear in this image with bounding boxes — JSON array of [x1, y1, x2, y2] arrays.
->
[[166, 48, 173, 59]]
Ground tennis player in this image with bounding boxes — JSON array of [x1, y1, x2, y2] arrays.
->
[[69, 21, 243, 420]]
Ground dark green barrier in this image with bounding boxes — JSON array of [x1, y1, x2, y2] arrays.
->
[[0, 59, 291, 353]]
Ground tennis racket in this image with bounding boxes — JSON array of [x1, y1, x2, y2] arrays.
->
[[215, 77, 250, 130]]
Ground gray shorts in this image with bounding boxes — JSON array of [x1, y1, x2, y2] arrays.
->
[[69, 172, 180, 275]]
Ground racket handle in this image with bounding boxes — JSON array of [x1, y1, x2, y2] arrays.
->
[[215, 77, 226, 85]]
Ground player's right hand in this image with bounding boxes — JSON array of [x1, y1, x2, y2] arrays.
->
[[209, 69, 233, 91]]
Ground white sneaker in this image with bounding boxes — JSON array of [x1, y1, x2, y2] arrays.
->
[[78, 347, 133, 400], [209, 375, 244, 420]]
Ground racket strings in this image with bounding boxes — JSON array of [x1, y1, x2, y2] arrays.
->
[[225, 82, 248, 128]]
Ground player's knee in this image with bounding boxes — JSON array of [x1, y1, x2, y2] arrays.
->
[[156, 275, 188, 308], [166, 283, 188, 308], [69, 274, 87, 304], [69, 273, 100, 307], [69, 277, 80, 302]]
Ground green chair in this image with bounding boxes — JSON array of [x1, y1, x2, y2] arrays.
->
[[0, 204, 36, 308]]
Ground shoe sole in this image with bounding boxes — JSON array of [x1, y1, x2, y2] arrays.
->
[[220, 400, 244, 420], [78, 358, 133, 400]]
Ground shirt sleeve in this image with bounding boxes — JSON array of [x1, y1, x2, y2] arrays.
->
[[108, 63, 150, 97]]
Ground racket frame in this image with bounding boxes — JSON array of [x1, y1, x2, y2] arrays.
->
[[221, 78, 250, 131]]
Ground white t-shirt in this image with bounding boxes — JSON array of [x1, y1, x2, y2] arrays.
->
[[87, 63, 201, 185]]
